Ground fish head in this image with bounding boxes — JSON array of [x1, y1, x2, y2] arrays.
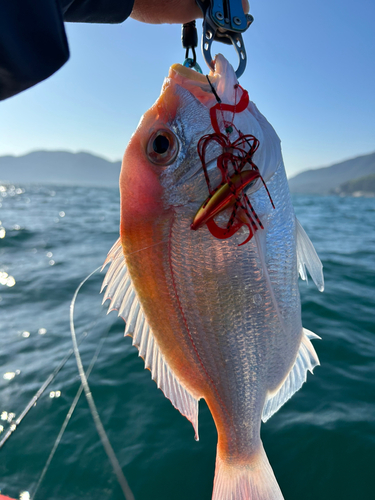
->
[[120, 55, 282, 246], [119, 65, 213, 242]]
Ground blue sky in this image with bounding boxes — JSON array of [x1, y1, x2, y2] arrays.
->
[[0, 0, 374, 177]]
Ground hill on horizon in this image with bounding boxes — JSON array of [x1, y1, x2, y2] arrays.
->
[[1, 149, 374, 194], [288, 151, 375, 195], [334, 174, 375, 196], [0, 150, 121, 187]]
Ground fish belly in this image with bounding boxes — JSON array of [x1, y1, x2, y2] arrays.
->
[[167, 160, 302, 460], [124, 163, 300, 468]]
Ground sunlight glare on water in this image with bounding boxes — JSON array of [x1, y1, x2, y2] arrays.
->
[[3, 372, 18, 381], [49, 391, 61, 398], [0, 272, 16, 287]]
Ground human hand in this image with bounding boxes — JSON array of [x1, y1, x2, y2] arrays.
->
[[131, 0, 249, 25]]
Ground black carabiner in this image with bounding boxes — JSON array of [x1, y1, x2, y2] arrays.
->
[[181, 21, 203, 73]]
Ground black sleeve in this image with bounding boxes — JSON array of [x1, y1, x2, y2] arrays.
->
[[0, 0, 134, 101], [62, 0, 133, 23]]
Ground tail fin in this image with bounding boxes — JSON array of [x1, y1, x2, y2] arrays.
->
[[212, 445, 284, 500]]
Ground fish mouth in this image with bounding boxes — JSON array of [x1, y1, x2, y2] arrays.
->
[[168, 63, 214, 107], [169, 64, 208, 84]]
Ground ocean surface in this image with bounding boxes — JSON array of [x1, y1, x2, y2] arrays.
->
[[0, 183, 374, 500]]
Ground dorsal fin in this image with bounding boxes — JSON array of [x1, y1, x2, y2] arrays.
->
[[101, 239, 199, 439], [262, 328, 320, 422]]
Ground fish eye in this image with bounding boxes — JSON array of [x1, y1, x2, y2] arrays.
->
[[247, 179, 257, 189], [146, 129, 179, 166], [153, 135, 169, 154]]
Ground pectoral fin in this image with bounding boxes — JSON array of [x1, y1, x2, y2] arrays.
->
[[295, 217, 324, 292], [101, 239, 199, 439]]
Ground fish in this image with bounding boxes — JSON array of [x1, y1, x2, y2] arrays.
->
[[101, 54, 324, 500]]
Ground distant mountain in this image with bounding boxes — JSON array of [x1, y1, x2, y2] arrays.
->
[[2, 149, 375, 194], [288, 151, 375, 195], [0, 150, 121, 187], [334, 174, 375, 197]]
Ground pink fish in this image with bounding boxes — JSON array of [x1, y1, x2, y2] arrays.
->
[[102, 55, 324, 499]]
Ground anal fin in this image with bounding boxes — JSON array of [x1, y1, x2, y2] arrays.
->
[[262, 328, 320, 422], [101, 239, 199, 439]]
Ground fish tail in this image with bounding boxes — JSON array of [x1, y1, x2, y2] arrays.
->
[[212, 444, 284, 500]]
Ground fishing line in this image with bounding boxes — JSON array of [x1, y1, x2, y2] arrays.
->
[[206, 75, 221, 103], [0, 332, 88, 450], [31, 329, 109, 500], [124, 238, 168, 257], [0, 297, 104, 450], [70, 267, 135, 500]]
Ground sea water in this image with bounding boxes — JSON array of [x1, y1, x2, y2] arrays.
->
[[0, 184, 374, 500]]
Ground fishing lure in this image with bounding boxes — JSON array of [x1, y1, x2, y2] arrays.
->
[[191, 81, 274, 245]]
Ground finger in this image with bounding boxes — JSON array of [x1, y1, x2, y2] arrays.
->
[[131, 0, 249, 25], [131, 0, 202, 25]]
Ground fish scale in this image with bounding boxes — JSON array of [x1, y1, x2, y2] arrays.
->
[[169, 207, 285, 456], [102, 54, 324, 500]]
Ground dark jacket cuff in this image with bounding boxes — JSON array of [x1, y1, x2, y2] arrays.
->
[[63, 0, 134, 23], [0, 0, 135, 101], [0, 0, 69, 101]]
